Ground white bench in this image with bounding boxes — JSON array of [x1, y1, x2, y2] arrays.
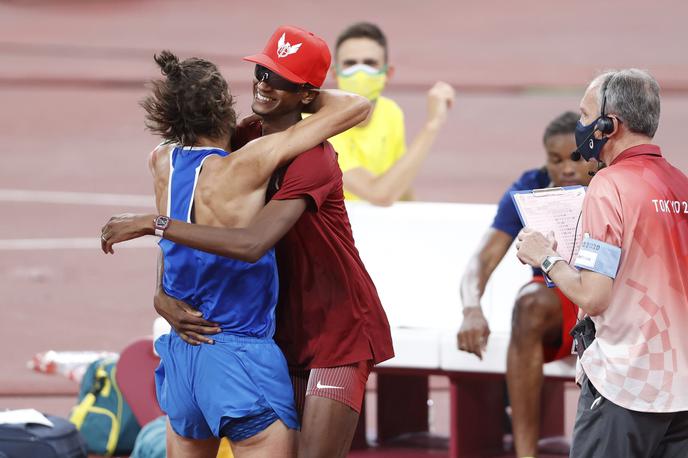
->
[[346, 201, 575, 375], [345, 201, 575, 456]]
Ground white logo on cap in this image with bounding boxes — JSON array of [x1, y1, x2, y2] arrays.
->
[[277, 33, 302, 58]]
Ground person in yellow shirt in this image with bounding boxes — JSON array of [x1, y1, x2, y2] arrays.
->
[[331, 22, 455, 205]]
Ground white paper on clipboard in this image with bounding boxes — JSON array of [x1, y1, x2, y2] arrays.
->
[[510, 186, 586, 275]]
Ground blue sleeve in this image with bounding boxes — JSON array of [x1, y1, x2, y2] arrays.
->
[[491, 168, 550, 238]]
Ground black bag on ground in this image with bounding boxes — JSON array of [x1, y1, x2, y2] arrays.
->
[[0, 414, 87, 458]]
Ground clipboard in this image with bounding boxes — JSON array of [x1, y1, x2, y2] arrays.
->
[[510, 186, 586, 287]]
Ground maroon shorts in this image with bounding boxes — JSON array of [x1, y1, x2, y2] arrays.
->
[[290, 360, 372, 418], [530, 276, 578, 363]]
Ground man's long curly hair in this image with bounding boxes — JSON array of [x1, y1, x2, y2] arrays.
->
[[141, 50, 236, 146]]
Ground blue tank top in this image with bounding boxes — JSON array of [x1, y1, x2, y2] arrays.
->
[[159, 145, 279, 338]]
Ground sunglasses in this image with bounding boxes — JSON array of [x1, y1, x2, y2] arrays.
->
[[254, 65, 304, 92]]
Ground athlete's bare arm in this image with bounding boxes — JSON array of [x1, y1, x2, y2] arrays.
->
[[225, 90, 369, 193], [104, 197, 307, 261], [166, 198, 306, 262], [126, 91, 369, 234], [457, 228, 513, 359]]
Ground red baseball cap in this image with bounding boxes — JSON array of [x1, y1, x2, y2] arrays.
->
[[244, 25, 331, 88]]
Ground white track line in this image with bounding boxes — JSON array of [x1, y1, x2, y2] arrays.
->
[[0, 189, 153, 207], [0, 237, 157, 250]]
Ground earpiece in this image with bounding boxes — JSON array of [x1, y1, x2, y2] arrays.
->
[[595, 116, 614, 135]]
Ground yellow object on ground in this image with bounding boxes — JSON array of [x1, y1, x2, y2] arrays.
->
[[217, 437, 233, 457]]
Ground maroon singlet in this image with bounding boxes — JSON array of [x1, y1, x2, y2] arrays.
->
[[233, 122, 394, 369]]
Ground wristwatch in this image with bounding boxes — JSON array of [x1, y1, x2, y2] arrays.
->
[[541, 255, 565, 274], [153, 215, 170, 237]]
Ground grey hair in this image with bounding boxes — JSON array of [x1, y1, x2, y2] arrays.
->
[[590, 69, 661, 138]]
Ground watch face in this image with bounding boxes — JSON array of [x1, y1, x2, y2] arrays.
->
[[155, 216, 169, 228]]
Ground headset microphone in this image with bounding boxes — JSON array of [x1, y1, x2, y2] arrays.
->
[[587, 160, 607, 177]]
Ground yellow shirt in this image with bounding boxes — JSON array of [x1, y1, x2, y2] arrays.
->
[[329, 96, 407, 201]]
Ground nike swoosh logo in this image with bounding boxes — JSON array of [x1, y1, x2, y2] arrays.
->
[[316, 381, 344, 390]]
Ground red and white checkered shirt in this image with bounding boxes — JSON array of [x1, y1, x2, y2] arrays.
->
[[577, 144, 688, 413]]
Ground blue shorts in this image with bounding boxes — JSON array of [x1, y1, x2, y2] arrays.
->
[[220, 408, 280, 442], [154, 332, 298, 440]]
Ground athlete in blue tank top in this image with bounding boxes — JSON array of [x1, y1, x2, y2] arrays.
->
[[154, 143, 297, 446], [100, 48, 370, 456], [160, 145, 278, 338]]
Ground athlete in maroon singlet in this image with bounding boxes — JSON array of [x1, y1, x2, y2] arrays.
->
[[100, 26, 394, 458]]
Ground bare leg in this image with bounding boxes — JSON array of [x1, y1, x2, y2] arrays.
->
[[166, 418, 220, 458], [298, 395, 360, 458], [506, 283, 563, 458], [231, 419, 296, 458]]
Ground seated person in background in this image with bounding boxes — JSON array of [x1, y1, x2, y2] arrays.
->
[[456, 111, 594, 458], [330, 22, 455, 205]]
